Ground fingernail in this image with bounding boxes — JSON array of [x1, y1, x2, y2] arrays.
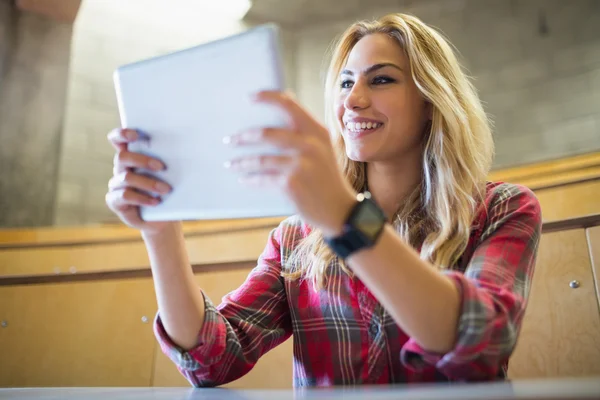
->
[[240, 130, 261, 141], [223, 160, 232, 168], [222, 136, 232, 145], [151, 197, 161, 205], [125, 129, 137, 140], [155, 182, 170, 194], [149, 160, 164, 171]]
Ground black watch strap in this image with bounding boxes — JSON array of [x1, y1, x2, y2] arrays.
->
[[325, 229, 366, 260], [325, 193, 386, 260]]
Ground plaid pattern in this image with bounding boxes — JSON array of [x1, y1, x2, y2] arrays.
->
[[155, 182, 542, 387]]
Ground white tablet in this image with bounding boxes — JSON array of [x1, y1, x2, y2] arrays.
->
[[113, 24, 296, 221]]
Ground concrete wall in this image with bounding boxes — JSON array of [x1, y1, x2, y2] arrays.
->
[[53, 0, 298, 226], [0, 2, 72, 227], [53, 0, 243, 225], [294, 0, 600, 169], [5, 0, 598, 227]]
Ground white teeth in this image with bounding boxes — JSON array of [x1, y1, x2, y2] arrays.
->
[[345, 121, 381, 131]]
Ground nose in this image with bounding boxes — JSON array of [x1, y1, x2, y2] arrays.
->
[[343, 81, 370, 111]]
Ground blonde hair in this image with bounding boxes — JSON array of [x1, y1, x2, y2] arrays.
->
[[283, 13, 494, 289]]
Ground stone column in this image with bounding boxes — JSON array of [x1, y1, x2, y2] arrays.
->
[[0, 1, 73, 227]]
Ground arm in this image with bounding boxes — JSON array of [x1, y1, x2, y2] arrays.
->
[[346, 184, 542, 379], [346, 223, 462, 353], [153, 223, 292, 387], [105, 128, 207, 351], [105, 127, 292, 386], [143, 222, 206, 350]]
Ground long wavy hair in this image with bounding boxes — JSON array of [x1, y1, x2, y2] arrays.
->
[[283, 13, 494, 289]]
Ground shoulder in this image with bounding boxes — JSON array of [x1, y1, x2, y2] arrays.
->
[[477, 181, 542, 239], [483, 181, 541, 216], [484, 181, 538, 204], [265, 215, 313, 273], [271, 214, 312, 251]]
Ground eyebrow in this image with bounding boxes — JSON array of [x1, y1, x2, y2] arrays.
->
[[341, 63, 403, 76]]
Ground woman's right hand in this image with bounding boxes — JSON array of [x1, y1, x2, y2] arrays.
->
[[105, 128, 174, 234]]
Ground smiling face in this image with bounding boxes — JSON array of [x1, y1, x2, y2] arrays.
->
[[335, 33, 430, 163]]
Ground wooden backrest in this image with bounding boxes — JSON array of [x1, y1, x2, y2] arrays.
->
[[508, 221, 600, 378]]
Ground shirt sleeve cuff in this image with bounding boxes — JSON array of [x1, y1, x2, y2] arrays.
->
[[400, 271, 481, 373], [153, 291, 228, 371]]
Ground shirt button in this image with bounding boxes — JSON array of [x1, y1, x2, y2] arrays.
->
[[369, 323, 379, 336]]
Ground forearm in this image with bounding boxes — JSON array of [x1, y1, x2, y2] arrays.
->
[[347, 224, 461, 353], [143, 222, 205, 350]]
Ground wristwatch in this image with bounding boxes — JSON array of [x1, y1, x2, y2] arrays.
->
[[325, 191, 387, 259]]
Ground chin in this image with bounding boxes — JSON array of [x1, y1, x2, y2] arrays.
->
[[341, 128, 388, 163], [345, 145, 375, 163]]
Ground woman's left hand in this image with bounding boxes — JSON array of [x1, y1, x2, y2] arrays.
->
[[224, 90, 356, 237]]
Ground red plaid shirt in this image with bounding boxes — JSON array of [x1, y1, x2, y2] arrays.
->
[[155, 182, 542, 387]]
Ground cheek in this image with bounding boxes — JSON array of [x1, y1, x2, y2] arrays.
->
[[377, 93, 406, 116], [378, 94, 424, 129], [334, 100, 346, 130], [334, 96, 345, 117]]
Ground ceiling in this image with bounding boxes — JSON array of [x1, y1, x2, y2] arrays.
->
[[14, 0, 442, 31], [15, 0, 81, 22], [244, 0, 441, 28]]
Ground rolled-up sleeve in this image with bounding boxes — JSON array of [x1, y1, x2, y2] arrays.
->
[[153, 224, 292, 387], [401, 184, 542, 380]]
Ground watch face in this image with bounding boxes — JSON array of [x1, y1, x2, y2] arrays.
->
[[355, 199, 385, 239]]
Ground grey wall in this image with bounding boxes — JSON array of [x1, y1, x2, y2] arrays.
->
[[52, 1, 253, 226], [52, 0, 297, 227], [2, 0, 598, 228], [0, 1, 72, 227], [295, 0, 600, 169]]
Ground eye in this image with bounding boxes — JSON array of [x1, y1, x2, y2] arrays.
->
[[372, 76, 395, 85], [340, 79, 354, 89]]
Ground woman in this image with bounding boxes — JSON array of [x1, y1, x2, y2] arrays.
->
[[106, 13, 541, 387]]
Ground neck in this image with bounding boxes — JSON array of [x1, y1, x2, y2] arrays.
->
[[365, 152, 422, 220]]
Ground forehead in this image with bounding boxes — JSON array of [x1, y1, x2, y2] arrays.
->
[[344, 33, 407, 70]]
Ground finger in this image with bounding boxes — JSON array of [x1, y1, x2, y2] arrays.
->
[[114, 142, 127, 153], [253, 91, 312, 131], [106, 188, 160, 210], [113, 150, 165, 174], [108, 128, 138, 150], [108, 171, 171, 195], [225, 154, 295, 174], [224, 127, 306, 151]]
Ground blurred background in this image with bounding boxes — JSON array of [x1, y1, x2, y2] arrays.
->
[[1, 0, 599, 228]]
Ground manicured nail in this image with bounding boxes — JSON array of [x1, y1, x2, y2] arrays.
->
[[149, 160, 164, 171], [240, 130, 261, 141], [222, 136, 232, 145], [125, 129, 137, 140], [155, 181, 170, 194], [223, 160, 232, 169]]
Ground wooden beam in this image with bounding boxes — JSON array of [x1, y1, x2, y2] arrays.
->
[[489, 152, 600, 188], [15, 0, 81, 23]]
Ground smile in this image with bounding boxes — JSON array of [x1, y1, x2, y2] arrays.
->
[[345, 121, 382, 132], [343, 120, 383, 138]]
